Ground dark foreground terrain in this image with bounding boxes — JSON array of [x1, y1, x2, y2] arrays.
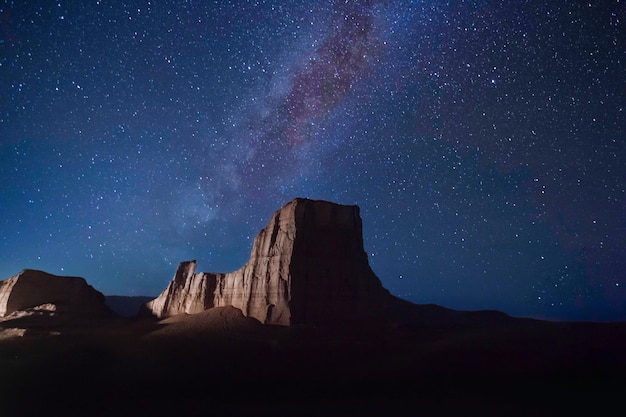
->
[[1, 305, 625, 417]]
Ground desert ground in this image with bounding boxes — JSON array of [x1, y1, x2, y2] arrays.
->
[[1, 303, 625, 417]]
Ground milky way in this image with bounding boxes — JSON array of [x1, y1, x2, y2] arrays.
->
[[1, 1, 624, 321]]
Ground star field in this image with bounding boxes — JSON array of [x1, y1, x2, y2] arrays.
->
[[1, 1, 625, 321]]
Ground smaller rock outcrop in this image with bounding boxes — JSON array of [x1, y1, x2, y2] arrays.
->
[[142, 261, 217, 318], [0, 269, 110, 317]]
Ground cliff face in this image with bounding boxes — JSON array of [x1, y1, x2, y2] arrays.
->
[[144, 198, 390, 325], [144, 261, 218, 317], [0, 269, 110, 317]]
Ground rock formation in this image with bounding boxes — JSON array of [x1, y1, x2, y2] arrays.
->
[[144, 198, 391, 325], [0, 269, 110, 317]]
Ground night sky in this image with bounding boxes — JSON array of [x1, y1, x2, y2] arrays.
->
[[1, 1, 624, 321]]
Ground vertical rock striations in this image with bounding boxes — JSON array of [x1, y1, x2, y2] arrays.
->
[[144, 198, 391, 325], [143, 261, 218, 317]]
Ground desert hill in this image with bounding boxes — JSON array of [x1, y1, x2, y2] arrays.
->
[[1, 301, 625, 416]]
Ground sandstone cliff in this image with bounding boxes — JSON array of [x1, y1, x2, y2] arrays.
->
[[144, 198, 391, 325], [0, 269, 110, 317]]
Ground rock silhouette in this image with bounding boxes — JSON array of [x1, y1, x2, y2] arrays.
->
[[144, 198, 391, 325]]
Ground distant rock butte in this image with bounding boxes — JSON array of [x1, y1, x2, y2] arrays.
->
[[0, 269, 110, 317], [105, 295, 155, 317], [144, 198, 392, 325]]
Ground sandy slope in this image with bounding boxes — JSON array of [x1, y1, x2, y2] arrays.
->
[[151, 306, 262, 335], [1, 306, 625, 417]]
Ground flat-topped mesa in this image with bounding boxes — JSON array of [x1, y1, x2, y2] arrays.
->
[[144, 198, 391, 325], [0, 269, 110, 317]]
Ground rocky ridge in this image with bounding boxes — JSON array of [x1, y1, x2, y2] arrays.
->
[[0, 269, 110, 318], [144, 198, 391, 325]]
